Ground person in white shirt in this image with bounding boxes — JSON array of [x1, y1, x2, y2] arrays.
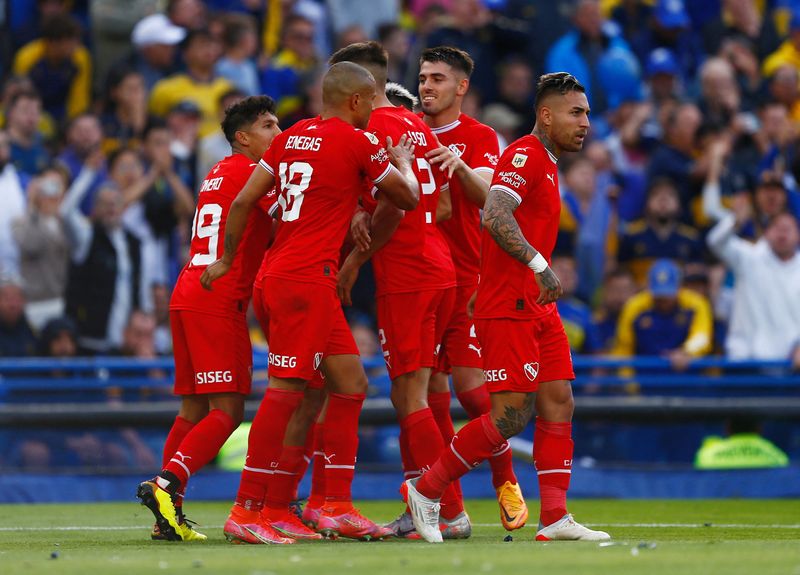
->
[[707, 201, 800, 367]]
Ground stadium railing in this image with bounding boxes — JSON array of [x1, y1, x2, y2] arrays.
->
[[1, 353, 799, 425]]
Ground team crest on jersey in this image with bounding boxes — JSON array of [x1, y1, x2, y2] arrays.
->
[[448, 143, 466, 157], [314, 352, 323, 370], [523, 362, 539, 382], [364, 131, 379, 145], [512, 153, 528, 168]]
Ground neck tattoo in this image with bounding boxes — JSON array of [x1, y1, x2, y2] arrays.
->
[[533, 128, 557, 158]]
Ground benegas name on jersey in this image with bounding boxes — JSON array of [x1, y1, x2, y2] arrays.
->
[[285, 135, 322, 151]]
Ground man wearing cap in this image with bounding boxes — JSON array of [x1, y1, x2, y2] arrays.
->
[[614, 258, 713, 370], [129, 13, 187, 90]]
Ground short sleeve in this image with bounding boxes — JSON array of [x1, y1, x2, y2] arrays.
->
[[354, 129, 392, 184], [259, 140, 277, 176], [258, 187, 279, 215], [489, 145, 543, 204]]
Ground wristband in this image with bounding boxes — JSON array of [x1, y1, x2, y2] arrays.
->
[[526, 253, 548, 274]]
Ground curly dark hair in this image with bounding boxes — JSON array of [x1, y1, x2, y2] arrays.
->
[[221, 95, 277, 144], [535, 72, 586, 110]]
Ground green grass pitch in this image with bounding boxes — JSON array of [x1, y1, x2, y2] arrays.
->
[[1, 499, 798, 575]]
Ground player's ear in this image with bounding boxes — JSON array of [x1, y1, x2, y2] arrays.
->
[[456, 77, 469, 97], [350, 92, 361, 112], [234, 129, 249, 147], [539, 105, 552, 128]]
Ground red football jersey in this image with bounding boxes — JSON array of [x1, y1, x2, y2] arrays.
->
[[365, 106, 456, 295], [171, 153, 271, 316], [261, 116, 392, 288], [427, 113, 499, 287], [474, 135, 561, 320]]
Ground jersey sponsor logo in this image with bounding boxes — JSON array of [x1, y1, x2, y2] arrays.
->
[[484, 152, 498, 166], [285, 135, 322, 151], [448, 143, 466, 157], [371, 148, 389, 163], [268, 352, 298, 368], [484, 368, 507, 382], [406, 131, 428, 146], [364, 131, 379, 145], [199, 177, 224, 192], [523, 362, 539, 382], [196, 370, 233, 384], [498, 171, 527, 189], [546, 173, 555, 186], [511, 153, 528, 168]]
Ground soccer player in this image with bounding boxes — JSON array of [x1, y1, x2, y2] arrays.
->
[[418, 46, 527, 532], [330, 42, 467, 539], [404, 72, 612, 543], [136, 95, 286, 543], [201, 61, 419, 543]]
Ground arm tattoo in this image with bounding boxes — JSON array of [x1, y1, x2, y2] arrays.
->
[[494, 393, 536, 439], [484, 190, 537, 265]]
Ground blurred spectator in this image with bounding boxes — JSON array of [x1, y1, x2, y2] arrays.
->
[[149, 28, 233, 138], [378, 23, 412, 85], [628, 0, 704, 83], [62, 161, 152, 354], [165, 100, 202, 191], [56, 113, 108, 215], [335, 25, 369, 51], [12, 13, 91, 122], [703, 0, 781, 62], [0, 75, 55, 140], [119, 309, 159, 358], [707, 208, 800, 365], [695, 416, 789, 469], [278, 66, 325, 128], [767, 64, 800, 122], [38, 315, 78, 358], [614, 259, 713, 370], [551, 255, 595, 354], [0, 129, 26, 281], [545, 0, 638, 116], [167, 0, 208, 30], [195, 89, 246, 186], [10, 0, 75, 50], [645, 101, 702, 211], [127, 13, 186, 91], [215, 12, 261, 96], [558, 151, 617, 301], [261, 14, 320, 121], [645, 48, 683, 105], [151, 283, 172, 355], [618, 177, 704, 285], [481, 103, 522, 150], [11, 167, 70, 330], [0, 279, 38, 357], [327, 0, 399, 40], [490, 57, 535, 138], [698, 57, 745, 130], [718, 36, 763, 113], [591, 268, 637, 354], [762, 11, 800, 77], [100, 67, 149, 155], [5, 89, 51, 178]]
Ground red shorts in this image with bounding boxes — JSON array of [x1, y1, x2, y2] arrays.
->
[[377, 288, 454, 380], [171, 309, 252, 395], [436, 284, 482, 373], [475, 309, 574, 393], [260, 276, 358, 382]]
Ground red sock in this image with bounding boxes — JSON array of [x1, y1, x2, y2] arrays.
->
[[417, 413, 504, 500], [308, 422, 326, 507], [235, 388, 303, 510], [163, 410, 236, 488], [263, 445, 305, 513], [534, 417, 573, 526], [456, 385, 491, 419], [323, 393, 365, 502], [290, 425, 315, 501], [427, 391, 463, 502], [403, 408, 463, 519], [488, 440, 518, 488], [398, 420, 417, 481], [161, 416, 195, 508]]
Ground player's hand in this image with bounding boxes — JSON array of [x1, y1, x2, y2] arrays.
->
[[200, 259, 231, 291], [426, 144, 464, 179], [337, 258, 360, 306], [350, 209, 371, 252], [386, 134, 415, 167], [466, 289, 477, 319], [534, 267, 563, 305]]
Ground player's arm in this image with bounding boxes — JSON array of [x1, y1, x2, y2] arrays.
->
[[482, 188, 562, 304], [426, 145, 492, 207], [436, 185, 452, 222], [200, 166, 276, 290], [338, 195, 404, 305], [375, 134, 419, 210]]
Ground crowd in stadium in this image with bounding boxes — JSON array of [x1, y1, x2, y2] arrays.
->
[[0, 0, 799, 368]]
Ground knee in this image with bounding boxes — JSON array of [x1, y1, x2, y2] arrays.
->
[[536, 381, 575, 421]]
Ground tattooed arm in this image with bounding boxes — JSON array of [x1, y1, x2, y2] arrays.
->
[[200, 166, 276, 290], [482, 188, 563, 304]]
